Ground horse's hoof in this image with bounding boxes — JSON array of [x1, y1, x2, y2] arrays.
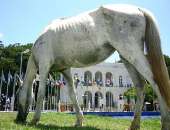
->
[[129, 126, 140, 130], [15, 114, 27, 125], [75, 120, 83, 127], [75, 123, 83, 127], [14, 119, 26, 125], [30, 119, 39, 125]]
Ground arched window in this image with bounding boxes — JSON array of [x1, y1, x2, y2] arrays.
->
[[84, 71, 92, 86], [94, 92, 103, 108], [106, 92, 114, 109], [83, 91, 92, 108], [95, 71, 103, 86], [105, 72, 113, 87], [119, 76, 123, 87]]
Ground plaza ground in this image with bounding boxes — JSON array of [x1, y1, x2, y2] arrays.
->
[[0, 112, 160, 130]]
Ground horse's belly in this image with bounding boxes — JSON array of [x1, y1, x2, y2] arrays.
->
[[70, 42, 115, 67]]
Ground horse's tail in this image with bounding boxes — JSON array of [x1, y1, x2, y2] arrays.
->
[[141, 8, 170, 108]]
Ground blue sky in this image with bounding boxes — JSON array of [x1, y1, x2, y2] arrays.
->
[[0, 0, 169, 62]]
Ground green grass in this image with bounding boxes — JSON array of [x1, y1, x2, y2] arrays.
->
[[0, 112, 161, 130]]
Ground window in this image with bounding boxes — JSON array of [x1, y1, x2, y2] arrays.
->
[[119, 76, 123, 87], [106, 92, 114, 108], [95, 71, 103, 86], [83, 91, 92, 108], [84, 71, 92, 86], [105, 72, 113, 87]]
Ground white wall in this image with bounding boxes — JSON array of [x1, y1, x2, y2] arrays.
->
[[60, 62, 133, 110]]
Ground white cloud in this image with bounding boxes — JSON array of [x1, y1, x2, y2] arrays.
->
[[0, 32, 3, 38]]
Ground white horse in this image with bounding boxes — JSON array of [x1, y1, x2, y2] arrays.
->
[[16, 4, 170, 129]]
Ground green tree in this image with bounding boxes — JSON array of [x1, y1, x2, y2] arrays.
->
[[124, 87, 137, 103], [0, 43, 32, 74], [144, 84, 157, 103], [164, 55, 170, 77], [124, 84, 157, 104]]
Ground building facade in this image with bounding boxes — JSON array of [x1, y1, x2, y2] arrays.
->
[[60, 62, 133, 112]]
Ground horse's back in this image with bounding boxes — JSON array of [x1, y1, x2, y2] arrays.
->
[[102, 4, 142, 15]]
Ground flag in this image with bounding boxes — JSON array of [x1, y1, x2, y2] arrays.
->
[[1, 69, 6, 83], [50, 74, 55, 86], [49, 74, 54, 82], [7, 70, 13, 85], [58, 80, 64, 88], [16, 74, 23, 86]]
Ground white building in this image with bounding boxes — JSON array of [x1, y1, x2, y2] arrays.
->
[[59, 62, 133, 112]]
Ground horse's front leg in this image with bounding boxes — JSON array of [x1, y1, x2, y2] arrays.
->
[[121, 57, 145, 130], [16, 55, 37, 123], [16, 83, 30, 123], [62, 69, 84, 127], [31, 62, 50, 125]]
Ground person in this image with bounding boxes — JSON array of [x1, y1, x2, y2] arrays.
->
[[6, 97, 10, 111]]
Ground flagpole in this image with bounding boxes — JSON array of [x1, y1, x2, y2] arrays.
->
[[11, 73, 17, 111], [5, 70, 13, 111], [6, 81, 9, 98], [47, 83, 50, 110], [50, 83, 52, 110], [0, 76, 2, 100], [0, 69, 6, 101], [5, 80, 9, 111]]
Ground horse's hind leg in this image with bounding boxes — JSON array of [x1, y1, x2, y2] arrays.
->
[[124, 58, 170, 130], [117, 39, 160, 103], [31, 61, 51, 124], [62, 69, 83, 127], [121, 57, 145, 130], [117, 41, 169, 130]]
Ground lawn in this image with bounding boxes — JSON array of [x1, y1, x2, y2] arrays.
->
[[0, 112, 160, 130]]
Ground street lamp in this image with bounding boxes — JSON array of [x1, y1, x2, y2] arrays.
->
[[20, 49, 30, 79]]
